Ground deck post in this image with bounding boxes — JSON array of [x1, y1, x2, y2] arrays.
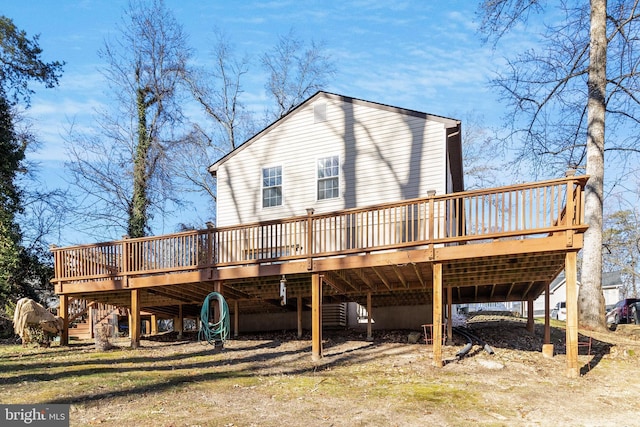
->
[[130, 289, 141, 348], [565, 251, 579, 378], [432, 263, 443, 367], [176, 304, 183, 339], [428, 191, 436, 258], [128, 310, 132, 338], [151, 314, 158, 335], [542, 281, 553, 357], [122, 236, 130, 288], [311, 273, 323, 361], [297, 296, 303, 338], [59, 295, 69, 346], [234, 300, 239, 337], [446, 285, 453, 344], [89, 307, 95, 339], [526, 298, 535, 333], [366, 292, 373, 341], [206, 222, 214, 265], [306, 208, 314, 270]]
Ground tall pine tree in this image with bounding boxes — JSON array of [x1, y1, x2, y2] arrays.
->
[[0, 94, 25, 302], [0, 16, 63, 332]]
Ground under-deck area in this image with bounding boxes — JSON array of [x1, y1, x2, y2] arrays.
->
[[51, 175, 588, 377]]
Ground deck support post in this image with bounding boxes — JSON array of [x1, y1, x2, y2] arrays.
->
[[59, 295, 69, 346], [89, 307, 95, 339], [311, 273, 323, 361], [446, 285, 453, 344], [297, 296, 303, 338], [526, 298, 535, 333], [432, 263, 443, 367], [565, 251, 579, 378], [234, 300, 239, 338], [176, 304, 183, 339], [151, 314, 158, 335], [366, 292, 373, 341], [542, 281, 553, 358], [130, 289, 141, 348], [128, 310, 132, 338]]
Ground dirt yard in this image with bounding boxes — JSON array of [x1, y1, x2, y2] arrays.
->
[[1, 314, 640, 426]]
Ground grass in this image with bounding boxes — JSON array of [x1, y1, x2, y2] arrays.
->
[[0, 338, 492, 425], [2, 327, 638, 426]]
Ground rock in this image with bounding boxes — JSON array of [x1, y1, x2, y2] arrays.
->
[[407, 331, 422, 344], [477, 359, 505, 370]]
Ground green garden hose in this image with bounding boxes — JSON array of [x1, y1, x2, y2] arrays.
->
[[198, 292, 230, 346]]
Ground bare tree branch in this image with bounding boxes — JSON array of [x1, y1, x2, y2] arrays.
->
[[261, 29, 336, 119]]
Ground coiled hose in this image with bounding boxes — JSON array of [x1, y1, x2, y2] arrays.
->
[[198, 292, 230, 347]]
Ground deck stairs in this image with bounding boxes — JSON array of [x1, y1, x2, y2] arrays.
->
[[67, 298, 123, 340]]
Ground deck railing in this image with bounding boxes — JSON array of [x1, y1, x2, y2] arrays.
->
[[51, 176, 588, 283]]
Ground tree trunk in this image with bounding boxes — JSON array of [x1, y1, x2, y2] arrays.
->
[[579, 0, 607, 331], [129, 85, 151, 238], [94, 323, 113, 351]]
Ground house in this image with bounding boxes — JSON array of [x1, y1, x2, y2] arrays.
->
[[532, 271, 624, 317], [206, 91, 463, 330], [50, 91, 590, 377], [209, 91, 463, 227]]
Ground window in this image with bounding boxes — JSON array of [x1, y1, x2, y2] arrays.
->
[[262, 166, 282, 207], [314, 102, 327, 123], [317, 155, 340, 200]]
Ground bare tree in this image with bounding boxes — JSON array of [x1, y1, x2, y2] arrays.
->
[[477, 0, 640, 330], [461, 113, 506, 190], [9, 109, 70, 253], [183, 31, 255, 153], [262, 29, 336, 119], [66, 0, 190, 239], [174, 31, 256, 217], [176, 29, 336, 216], [603, 209, 640, 297]]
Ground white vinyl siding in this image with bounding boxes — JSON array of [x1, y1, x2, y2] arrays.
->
[[216, 94, 451, 227]]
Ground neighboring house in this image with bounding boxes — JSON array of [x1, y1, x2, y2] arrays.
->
[[209, 91, 463, 227], [457, 301, 523, 314], [602, 272, 626, 309], [532, 271, 624, 317]]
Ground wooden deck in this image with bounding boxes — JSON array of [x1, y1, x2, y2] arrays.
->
[[52, 175, 588, 376]]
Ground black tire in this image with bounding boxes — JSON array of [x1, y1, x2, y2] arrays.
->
[[631, 304, 640, 325]]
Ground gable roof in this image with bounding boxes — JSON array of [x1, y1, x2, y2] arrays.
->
[[549, 270, 623, 293], [602, 271, 624, 288], [208, 91, 463, 191]]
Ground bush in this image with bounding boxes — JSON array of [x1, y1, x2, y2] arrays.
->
[[0, 302, 16, 339]]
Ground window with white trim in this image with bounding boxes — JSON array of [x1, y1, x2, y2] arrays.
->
[[262, 166, 282, 207], [317, 155, 340, 200]]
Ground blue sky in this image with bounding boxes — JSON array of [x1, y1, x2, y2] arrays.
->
[[4, 1, 529, 244]]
